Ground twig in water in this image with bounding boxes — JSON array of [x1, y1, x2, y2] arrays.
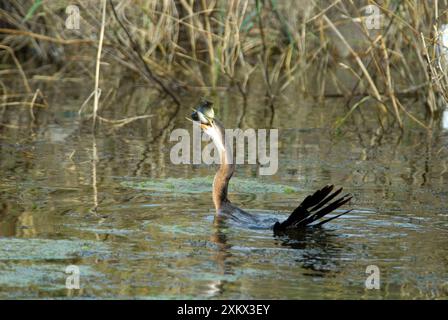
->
[[93, 0, 107, 130]]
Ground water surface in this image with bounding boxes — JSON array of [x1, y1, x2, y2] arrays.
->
[[0, 83, 447, 299]]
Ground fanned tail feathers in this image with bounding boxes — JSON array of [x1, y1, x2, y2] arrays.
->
[[273, 185, 352, 232]]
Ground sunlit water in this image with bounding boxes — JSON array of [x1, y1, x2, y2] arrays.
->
[[0, 83, 447, 299]]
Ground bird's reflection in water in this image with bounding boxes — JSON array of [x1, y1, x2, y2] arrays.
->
[[210, 215, 232, 271], [204, 215, 232, 297], [205, 214, 345, 297], [274, 228, 345, 274]]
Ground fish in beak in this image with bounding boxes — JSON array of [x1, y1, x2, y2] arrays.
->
[[191, 99, 214, 129], [191, 99, 225, 153]]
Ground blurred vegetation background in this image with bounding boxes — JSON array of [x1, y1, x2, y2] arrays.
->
[[1, 0, 448, 131]]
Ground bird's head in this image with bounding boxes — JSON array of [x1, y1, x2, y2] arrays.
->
[[191, 99, 225, 152]]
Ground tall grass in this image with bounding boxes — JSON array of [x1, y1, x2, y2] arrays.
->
[[0, 0, 447, 129]]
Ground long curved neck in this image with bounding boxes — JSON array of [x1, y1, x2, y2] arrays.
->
[[211, 121, 235, 210]]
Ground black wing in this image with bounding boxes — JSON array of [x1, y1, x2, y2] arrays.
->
[[273, 185, 352, 232]]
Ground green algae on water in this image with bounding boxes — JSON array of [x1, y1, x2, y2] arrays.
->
[[121, 177, 299, 195]]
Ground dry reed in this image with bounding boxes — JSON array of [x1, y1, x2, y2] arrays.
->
[[0, 0, 447, 130]]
